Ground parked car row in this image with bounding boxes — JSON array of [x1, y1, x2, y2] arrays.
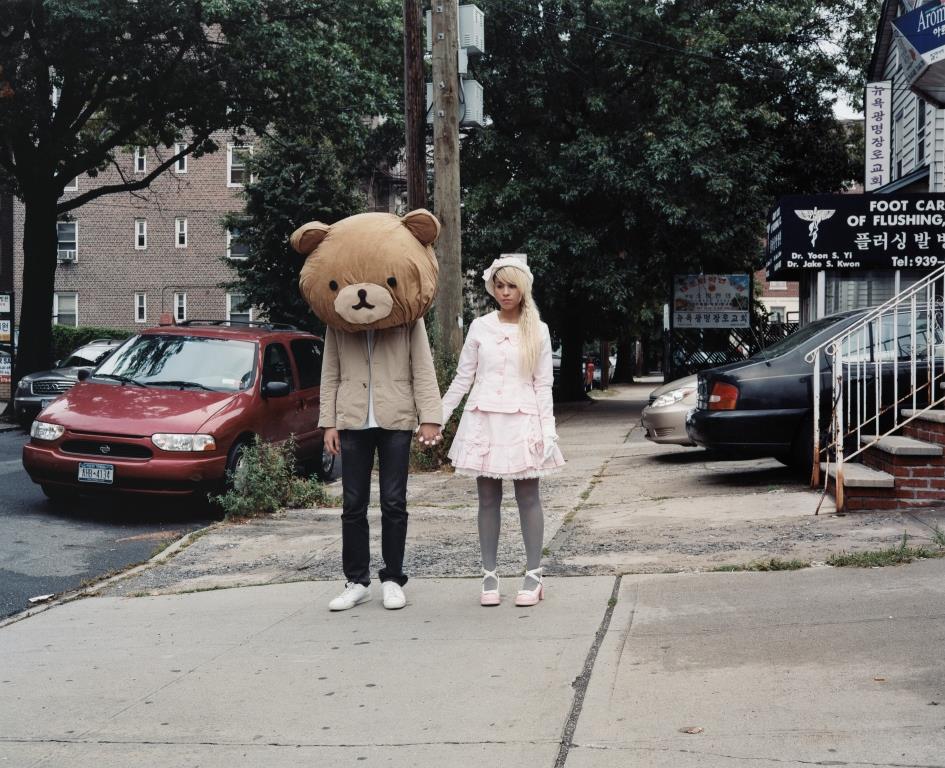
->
[[642, 305, 943, 469], [20, 320, 336, 502]]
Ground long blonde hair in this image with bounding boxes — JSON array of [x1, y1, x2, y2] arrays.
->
[[493, 265, 542, 375]]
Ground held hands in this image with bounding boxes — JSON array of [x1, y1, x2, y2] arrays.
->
[[416, 423, 443, 448]]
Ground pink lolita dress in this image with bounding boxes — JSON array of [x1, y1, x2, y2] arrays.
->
[[441, 311, 566, 479]]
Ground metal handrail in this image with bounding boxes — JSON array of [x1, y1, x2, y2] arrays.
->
[[806, 267, 945, 513]]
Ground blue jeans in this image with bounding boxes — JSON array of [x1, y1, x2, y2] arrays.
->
[[339, 428, 412, 587]]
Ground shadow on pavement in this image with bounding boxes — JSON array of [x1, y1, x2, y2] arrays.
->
[[37, 493, 221, 526]]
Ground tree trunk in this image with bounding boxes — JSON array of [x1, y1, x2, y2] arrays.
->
[[14, 189, 59, 383], [557, 322, 586, 402], [611, 331, 635, 384]]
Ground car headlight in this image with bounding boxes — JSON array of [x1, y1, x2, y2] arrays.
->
[[151, 433, 217, 452], [30, 421, 65, 441], [16, 379, 31, 392], [651, 387, 694, 408]]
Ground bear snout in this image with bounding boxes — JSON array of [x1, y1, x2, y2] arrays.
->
[[333, 283, 394, 325]]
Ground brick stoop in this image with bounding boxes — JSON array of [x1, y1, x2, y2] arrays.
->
[[826, 411, 945, 512]]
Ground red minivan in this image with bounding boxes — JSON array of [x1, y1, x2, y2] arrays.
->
[[22, 321, 327, 500]]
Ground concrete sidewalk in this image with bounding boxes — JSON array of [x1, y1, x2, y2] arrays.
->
[[2, 383, 945, 767], [2, 565, 943, 766]]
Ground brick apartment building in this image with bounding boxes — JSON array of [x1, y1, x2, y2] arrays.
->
[[5, 131, 404, 335], [752, 268, 799, 323]]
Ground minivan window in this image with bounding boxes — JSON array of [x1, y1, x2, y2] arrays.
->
[[94, 335, 257, 392], [290, 338, 321, 389]]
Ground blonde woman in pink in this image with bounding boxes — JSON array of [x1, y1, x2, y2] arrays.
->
[[441, 256, 565, 607]]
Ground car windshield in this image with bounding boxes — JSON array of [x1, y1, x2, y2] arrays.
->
[[749, 314, 858, 361], [61, 346, 113, 367], [94, 335, 257, 392]]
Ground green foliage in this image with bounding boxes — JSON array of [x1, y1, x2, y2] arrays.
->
[[462, 0, 864, 396], [223, 1, 405, 328], [826, 531, 945, 567], [1, 0, 403, 375], [211, 436, 338, 519], [50, 325, 129, 363]]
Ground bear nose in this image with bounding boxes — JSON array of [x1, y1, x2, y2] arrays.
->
[[358, 288, 367, 301]]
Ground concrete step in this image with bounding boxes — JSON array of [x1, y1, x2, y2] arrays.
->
[[859, 434, 943, 457], [821, 461, 894, 488], [902, 409, 945, 424]]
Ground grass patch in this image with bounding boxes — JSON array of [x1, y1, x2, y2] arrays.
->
[[826, 531, 945, 568], [712, 558, 810, 572]]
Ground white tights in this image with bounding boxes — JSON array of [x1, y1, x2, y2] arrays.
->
[[476, 477, 544, 590]]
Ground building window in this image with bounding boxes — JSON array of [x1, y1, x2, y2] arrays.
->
[[175, 143, 188, 173], [57, 221, 77, 261], [227, 293, 252, 323], [63, 177, 78, 192], [134, 292, 147, 324], [135, 219, 147, 249], [226, 226, 248, 259], [134, 146, 146, 174], [175, 218, 188, 248], [916, 100, 926, 165], [227, 144, 253, 187], [54, 293, 78, 327], [174, 292, 187, 322], [768, 280, 787, 291]]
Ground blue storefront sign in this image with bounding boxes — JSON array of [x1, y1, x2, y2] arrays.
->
[[893, 0, 945, 106]]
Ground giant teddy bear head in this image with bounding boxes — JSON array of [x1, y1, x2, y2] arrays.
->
[[290, 210, 440, 333]]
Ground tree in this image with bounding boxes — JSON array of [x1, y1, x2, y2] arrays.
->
[[461, 0, 862, 399], [0, 0, 400, 381]]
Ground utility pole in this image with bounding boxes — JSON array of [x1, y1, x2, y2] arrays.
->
[[430, 0, 463, 360], [403, 0, 426, 210]]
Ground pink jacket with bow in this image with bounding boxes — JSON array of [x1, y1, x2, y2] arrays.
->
[[441, 311, 556, 436]]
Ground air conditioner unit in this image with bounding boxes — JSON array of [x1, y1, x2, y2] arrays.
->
[[425, 4, 485, 55], [57, 250, 76, 262], [426, 80, 485, 128]]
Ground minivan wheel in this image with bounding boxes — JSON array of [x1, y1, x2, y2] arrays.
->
[[225, 439, 250, 491]]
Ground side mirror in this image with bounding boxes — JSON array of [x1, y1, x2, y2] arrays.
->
[[262, 381, 290, 398], [54, 360, 61, 367], [77, 368, 91, 381]]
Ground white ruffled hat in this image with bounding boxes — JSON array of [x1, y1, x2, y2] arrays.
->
[[482, 255, 533, 298]]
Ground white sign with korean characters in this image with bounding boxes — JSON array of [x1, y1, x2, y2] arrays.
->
[[0, 294, 9, 313], [864, 81, 891, 192]]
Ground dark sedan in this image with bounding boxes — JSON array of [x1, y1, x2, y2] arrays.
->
[[687, 304, 943, 469], [686, 309, 866, 469], [13, 339, 124, 427]]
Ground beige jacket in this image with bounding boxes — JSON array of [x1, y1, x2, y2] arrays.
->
[[318, 318, 443, 431]]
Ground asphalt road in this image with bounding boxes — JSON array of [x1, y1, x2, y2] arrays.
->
[[0, 425, 215, 619]]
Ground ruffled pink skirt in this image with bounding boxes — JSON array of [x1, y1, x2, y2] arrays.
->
[[448, 408, 566, 480]]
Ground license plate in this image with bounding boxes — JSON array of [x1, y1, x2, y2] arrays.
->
[[78, 462, 114, 484], [40, 398, 54, 409]]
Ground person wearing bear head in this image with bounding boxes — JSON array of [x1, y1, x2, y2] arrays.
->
[[441, 256, 565, 607], [290, 209, 444, 612]]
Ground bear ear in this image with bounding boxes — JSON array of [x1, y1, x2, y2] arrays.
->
[[402, 209, 441, 246], [289, 222, 330, 255]]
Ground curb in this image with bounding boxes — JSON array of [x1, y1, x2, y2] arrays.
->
[[0, 519, 224, 629]]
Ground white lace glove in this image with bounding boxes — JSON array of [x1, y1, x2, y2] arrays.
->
[[542, 433, 558, 463]]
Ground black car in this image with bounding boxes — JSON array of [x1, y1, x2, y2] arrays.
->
[[686, 306, 942, 469], [13, 339, 124, 427]]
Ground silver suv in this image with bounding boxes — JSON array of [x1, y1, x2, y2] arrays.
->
[[14, 339, 124, 427]]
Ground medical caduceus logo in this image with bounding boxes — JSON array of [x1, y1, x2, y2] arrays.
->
[[794, 207, 836, 248]]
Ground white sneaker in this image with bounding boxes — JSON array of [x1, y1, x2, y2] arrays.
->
[[382, 581, 406, 610], [328, 582, 371, 611]]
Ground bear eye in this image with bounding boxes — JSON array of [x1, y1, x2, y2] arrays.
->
[[387, 276, 397, 288], [329, 280, 338, 291]]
